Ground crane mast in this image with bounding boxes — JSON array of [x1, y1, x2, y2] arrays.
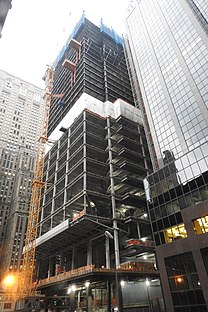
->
[[20, 68, 54, 297]]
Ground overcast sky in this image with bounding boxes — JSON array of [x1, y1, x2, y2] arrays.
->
[[0, 0, 129, 88]]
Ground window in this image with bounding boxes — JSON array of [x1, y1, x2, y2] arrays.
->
[[4, 302, 12, 309], [33, 92, 41, 102], [164, 223, 187, 243], [193, 215, 208, 234], [5, 78, 12, 89], [165, 252, 206, 308], [19, 83, 27, 96]]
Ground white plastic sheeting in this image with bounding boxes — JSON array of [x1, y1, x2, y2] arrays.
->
[[46, 93, 143, 153]]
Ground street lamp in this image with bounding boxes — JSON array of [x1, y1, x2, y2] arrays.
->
[[85, 281, 90, 288], [2, 273, 20, 300], [71, 284, 76, 292], [67, 286, 72, 294], [3, 274, 16, 288]]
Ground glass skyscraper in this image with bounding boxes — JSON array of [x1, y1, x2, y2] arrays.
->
[[126, 1, 208, 311]]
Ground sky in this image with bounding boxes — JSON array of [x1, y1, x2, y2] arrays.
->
[[0, 0, 129, 88]]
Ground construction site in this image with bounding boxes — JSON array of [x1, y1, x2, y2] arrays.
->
[[4, 15, 165, 312]]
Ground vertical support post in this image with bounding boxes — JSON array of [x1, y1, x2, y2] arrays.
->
[[35, 258, 40, 281], [107, 281, 111, 312], [60, 252, 64, 272], [137, 223, 141, 239], [147, 284, 153, 312], [50, 139, 60, 229], [70, 70, 73, 87], [87, 240, 92, 265], [64, 129, 70, 221], [76, 49, 79, 64], [83, 111, 87, 213], [40, 148, 50, 235], [86, 285, 93, 312], [73, 68, 76, 83], [106, 117, 120, 268], [77, 290, 81, 309], [71, 247, 77, 270], [43, 258, 49, 278], [69, 291, 76, 312], [105, 235, 110, 269], [139, 125, 148, 171], [63, 130, 69, 221], [48, 256, 54, 277], [103, 45, 109, 102], [106, 117, 123, 312]]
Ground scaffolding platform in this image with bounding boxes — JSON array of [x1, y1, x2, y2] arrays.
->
[[68, 38, 81, 50], [62, 59, 76, 72], [36, 214, 113, 256], [36, 265, 159, 290]]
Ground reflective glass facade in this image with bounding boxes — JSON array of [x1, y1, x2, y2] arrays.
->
[[126, 0, 208, 166], [144, 143, 208, 245], [126, 1, 208, 311]]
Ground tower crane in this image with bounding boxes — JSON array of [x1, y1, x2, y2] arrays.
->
[[18, 36, 80, 299], [19, 67, 54, 297]]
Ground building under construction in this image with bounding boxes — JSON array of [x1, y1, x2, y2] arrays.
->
[[47, 15, 134, 137], [16, 16, 165, 312]]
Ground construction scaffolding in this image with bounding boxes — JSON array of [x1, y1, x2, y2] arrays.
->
[[34, 102, 153, 288], [32, 72, 158, 311], [37, 264, 159, 289], [48, 17, 134, 136]]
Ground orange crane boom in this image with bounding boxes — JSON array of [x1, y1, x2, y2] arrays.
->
[[20, 68, 54, 297]]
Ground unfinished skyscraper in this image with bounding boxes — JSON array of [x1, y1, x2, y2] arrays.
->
[[0, 69, 44, 276], [17, 15, 165, 312]]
